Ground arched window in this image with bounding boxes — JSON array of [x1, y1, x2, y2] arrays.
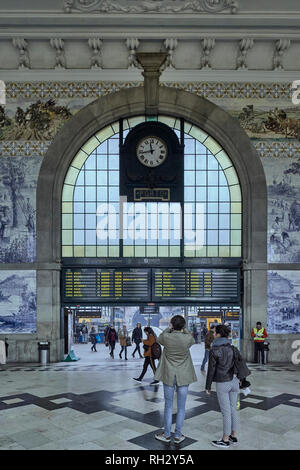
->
[[62, 116, 242, 258]]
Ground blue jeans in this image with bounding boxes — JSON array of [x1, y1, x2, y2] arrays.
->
[[201, 349, 209, 370], [163, 377, 189, 438]]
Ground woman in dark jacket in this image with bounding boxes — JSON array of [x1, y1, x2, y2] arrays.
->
[[205, 324, 239, 449], [133, 327, 159, 385]]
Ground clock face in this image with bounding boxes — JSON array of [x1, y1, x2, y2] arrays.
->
[[136, 136, 168, 168]]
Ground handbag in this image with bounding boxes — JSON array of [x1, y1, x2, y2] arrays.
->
[[126, 336, 132, 347]]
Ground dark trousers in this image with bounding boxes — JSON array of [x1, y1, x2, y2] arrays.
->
[[109, 342, 115, 356], [138, 356, 157, 380], [120, 345, 127, 359], [254, 341, 265, 364], [91, 342, 97, 352], [132, 341, 143, 357]]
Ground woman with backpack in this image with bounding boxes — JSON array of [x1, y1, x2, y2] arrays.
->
[[205, 323, 241, 449], [153, 315, 197, 444], [133, 326, 159, 385]]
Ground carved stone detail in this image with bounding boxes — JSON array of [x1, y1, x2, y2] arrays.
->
[[236, 38, 254, 70], [135, 52, 168, 115], [125, 38, 142, 69], [50, 38, 66, 69], [12, 38, 30, 69], [201, 38, 215, 69], [273, 39, 291, 71], [88, 38, 103, 69], [161, 38, 178, 71], [63, 0, 239, 14]]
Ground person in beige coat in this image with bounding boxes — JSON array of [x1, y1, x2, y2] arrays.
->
[[154, 315, 197, 444]]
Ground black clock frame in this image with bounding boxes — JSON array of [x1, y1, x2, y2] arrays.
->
[[120, 120, 184, 203]]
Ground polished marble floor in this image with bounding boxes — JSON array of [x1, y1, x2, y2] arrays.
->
[[0, 342, 300, 451]]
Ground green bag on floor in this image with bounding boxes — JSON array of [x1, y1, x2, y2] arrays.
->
[[63, 350, 80, 361]]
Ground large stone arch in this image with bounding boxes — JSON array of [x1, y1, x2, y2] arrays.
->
[[36, 86, 267, 361]]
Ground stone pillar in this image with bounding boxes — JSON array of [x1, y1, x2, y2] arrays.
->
[[135, 52, 168, 116]]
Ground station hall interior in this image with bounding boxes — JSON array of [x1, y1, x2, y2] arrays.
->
[[0, 0, 300, 452]]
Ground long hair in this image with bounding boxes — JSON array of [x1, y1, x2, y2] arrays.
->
[[144, 326, 156, 338]]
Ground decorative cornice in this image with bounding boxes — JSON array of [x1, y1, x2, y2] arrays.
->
[[63, 0, 239, 15]]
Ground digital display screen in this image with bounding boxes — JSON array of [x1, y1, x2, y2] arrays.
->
[[63, 268, 150, 302]]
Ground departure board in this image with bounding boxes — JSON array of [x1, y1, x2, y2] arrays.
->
[[63, 268, 151, 302], [153, 268, 239, 302], [63, 267, 240, 304]]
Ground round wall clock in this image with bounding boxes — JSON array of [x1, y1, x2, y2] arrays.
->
[[136, 135, 168, 168]]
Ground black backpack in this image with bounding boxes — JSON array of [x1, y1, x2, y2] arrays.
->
[[151, 342, 162, 360], [232, 346, 251, 380]]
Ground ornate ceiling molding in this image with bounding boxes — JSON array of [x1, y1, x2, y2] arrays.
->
[[63, 0, 239, 15]]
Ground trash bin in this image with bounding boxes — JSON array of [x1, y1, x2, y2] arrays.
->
[[38, 342, 50, 364], [263, 341, 269, 364]]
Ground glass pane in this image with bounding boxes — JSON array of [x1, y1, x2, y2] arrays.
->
[[185, 154, 195, 170], [184, 171, 195, 186], [62, 202, 72, 214], [208, 187, 218, 202], [196, 171, 206, 186], [219, 171, 227, 186], [208, 214, 218, 230], [74, 186, 84, 202], [207, 202, 218, 213], [231, 230, 241, 245], [196, 155, 207, 170], [207, 155, 219, 170], [85, 153, 96, 170], [62, 246, 73, 257], [219, 186, 230, 202], [85, 187, 96, 201], [86, 230, 96, 245], [62, 214, 72, 229], [220, 214, 230, 229], [207, 245, 218, 256], [196, 142, 207, 154], [109, 154, 119, 170], [74, 214, 84, 229], [108, 138, 119, 154], [207, 171, 218, 186], [85, 171, 96, 185], [219, 202, 230, 213], [74, 246, 84, 257], [97, 154, 108, 170], [185, 139, 195, 154], [185, 187, 195, 202], [219, 230, 230, 245], [196, 187, 206, 202], [207, 230, 218, 244], [74, 230, 84, 245], [231, 214, 242, 230]]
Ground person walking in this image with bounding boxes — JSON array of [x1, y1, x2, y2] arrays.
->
[[90, 326, 97, 352], [205, 324, 240, 448], [106, 325, 118, 358], [133, 327, 159, 385], [132, 322, 143, 358], [118, 324, 129, 360], [201, 325, 215, 371], [251, 321, 268, 364], [154, 315, 197, 444]]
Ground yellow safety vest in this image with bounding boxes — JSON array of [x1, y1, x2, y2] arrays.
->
[[253, 327, 265, 342]]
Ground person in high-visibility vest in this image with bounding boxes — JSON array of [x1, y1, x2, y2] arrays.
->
[[251, 322, 268, 364]]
